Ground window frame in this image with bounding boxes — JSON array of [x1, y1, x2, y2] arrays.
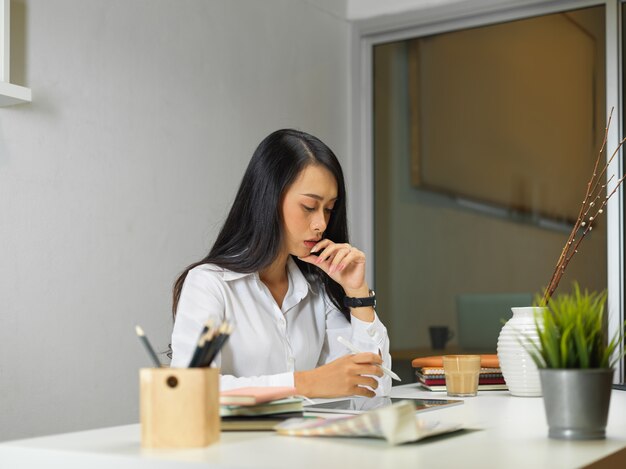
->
[[349, 0, 624, 384]]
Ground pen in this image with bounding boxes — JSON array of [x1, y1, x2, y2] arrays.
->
[[135, 325, 162, 368], [337, 336, 401, 382]]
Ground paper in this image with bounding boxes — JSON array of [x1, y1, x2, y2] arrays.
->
[[275, 400, 462, 445]]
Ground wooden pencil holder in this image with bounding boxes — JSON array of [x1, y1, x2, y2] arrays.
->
[[140, 367, 220, 448]]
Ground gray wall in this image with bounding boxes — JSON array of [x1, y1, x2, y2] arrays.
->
[[0, 0, 349, 441]]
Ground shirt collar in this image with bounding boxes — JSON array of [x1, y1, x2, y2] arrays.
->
[[286, 256, 313, 299], [220, 269, 252, 281], [219, 257, 314, 298]]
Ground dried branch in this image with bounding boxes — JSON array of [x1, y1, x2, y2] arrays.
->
[[542, 108, 626, 304]]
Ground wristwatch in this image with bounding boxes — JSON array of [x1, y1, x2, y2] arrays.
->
[[343, 290, 376, 309]]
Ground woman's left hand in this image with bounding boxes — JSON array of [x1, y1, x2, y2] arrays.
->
[[299, 240, 368, 296]]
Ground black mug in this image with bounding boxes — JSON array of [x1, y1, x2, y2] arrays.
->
[[429, 326, 454, 350]]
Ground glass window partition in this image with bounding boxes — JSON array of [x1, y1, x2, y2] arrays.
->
[[373, 6, 608, 364]]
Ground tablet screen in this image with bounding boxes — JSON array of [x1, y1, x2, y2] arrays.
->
[[304, 396, 462, 415]]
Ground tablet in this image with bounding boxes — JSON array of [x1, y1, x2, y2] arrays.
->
[[304, 396, 463, 415]]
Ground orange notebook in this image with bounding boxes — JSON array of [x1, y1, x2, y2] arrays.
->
[[411, 354, 500, 369], [220, 386, 298, 406]]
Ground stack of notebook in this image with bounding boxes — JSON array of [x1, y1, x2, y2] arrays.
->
[[412, 354, 508, 392], [220, 386, 303, 430]]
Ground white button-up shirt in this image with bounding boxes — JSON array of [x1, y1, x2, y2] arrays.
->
[[171, 257, 392, 394]]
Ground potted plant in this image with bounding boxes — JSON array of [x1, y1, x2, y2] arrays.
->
[[498, 109, 626, 437], [524, 284, 624, 439]]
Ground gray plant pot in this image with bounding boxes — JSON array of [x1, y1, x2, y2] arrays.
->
[[539, 368, 614, 440]]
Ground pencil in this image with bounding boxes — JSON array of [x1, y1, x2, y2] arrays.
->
[[135, 325, 162, 368], [205, 323, 234, 366], [198, 322, 229, 367], [188, 320, 214, 367]]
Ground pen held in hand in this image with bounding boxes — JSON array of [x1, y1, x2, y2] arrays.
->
[[135, 325, 162, 368], [337, 336, 401, 382]]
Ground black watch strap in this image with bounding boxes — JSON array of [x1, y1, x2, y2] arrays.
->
[[343, 290, 376, 308]]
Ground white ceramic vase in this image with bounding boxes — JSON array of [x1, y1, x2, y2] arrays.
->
[[496, 306, 545, 397]]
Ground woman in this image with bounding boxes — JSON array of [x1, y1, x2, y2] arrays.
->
[[170, 129, 391, 397]]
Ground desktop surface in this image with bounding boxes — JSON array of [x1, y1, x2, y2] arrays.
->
[[1, 385, 626, 469]]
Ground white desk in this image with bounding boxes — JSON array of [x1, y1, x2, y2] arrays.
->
[[2, 385, 626, 469]]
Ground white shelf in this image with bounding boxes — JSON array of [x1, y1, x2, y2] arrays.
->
[[0, 80, 31, 106], [1, 1, 31, 106]]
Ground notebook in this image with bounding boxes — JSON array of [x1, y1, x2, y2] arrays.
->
[[220, 386, 298, 406], [411, 354, 500, 369], [220, 398, 303, 417]]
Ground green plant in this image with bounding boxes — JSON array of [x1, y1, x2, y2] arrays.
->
[[526, 283, 625, 369]]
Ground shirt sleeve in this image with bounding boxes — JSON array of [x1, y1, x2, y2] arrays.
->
[[170, 267, 226, 368], [318, 296, 392, 396]]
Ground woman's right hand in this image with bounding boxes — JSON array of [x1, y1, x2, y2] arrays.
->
[[294, 353, 384, 398]]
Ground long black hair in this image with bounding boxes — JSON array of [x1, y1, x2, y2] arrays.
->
[[172, 129, 350, 320]]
